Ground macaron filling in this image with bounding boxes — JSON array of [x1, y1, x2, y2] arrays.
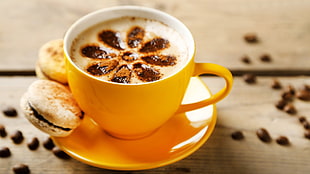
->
[[28, 102, 72, 131]]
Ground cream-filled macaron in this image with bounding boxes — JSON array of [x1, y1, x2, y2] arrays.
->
[[20, 80, 83, 137], [37, 39, 68, 84]]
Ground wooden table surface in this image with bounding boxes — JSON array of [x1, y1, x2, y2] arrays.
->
[[1, 0, 310, 173]]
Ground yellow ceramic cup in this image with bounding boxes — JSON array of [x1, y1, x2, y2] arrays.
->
[[64, 6, 233, 139]]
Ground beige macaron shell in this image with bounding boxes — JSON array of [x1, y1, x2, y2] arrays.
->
[[35, 61, 49, 80], [27, 80, 82, 129], [38, 39, 68, 84], [20, 93, 72, 137]]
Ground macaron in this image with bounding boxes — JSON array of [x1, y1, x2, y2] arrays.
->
[[37, 39, 68, 84], [20, 80, 83, 137], [35, 62, 49, 80]]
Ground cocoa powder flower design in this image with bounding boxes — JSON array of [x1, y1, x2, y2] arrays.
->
[[80, 25, 177, 83]]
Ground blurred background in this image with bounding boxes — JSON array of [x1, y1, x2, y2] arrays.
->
[[1, 0, 310, 174], [1, 0, 310, 73]]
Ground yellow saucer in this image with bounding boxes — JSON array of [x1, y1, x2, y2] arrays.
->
[[53, 77, 216, 170]]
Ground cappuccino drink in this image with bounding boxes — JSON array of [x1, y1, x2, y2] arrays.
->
[[70, 16, 188, 84]]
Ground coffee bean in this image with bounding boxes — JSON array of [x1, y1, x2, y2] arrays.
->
[[241, 55, 251, 64], [302, 84, 310, 92], [305, 130, 310, 140], [52, 147, 71, 159], [281, 91, 294, 101], [231, 131, 244, 140], [283, 103, 297, 115], [10, 130, 24, 144], [284, 85, 295, 95], [243, 73, 256, 84], [303, 121, 310, 130], [296, 89, 310, 101], [271, 79, 282, 89], [12, 164, 30, 174], [0, 146, 11, 158], [260, 54, 272, 62], [243, 33, 258, 43], [2, 106, 18, 117], [275, 99, 288, 110], [27, 137, 39, 150], [0, 124, 7, 137], [276, 136, 290, 146], [298, 116, 307, 124], [43, 137, 55, 150], [256, 128, 272, 143]]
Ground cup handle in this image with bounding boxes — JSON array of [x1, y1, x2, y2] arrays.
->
[[177, 63, 233, 113]]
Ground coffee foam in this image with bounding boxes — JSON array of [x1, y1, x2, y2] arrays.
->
[[71, 16, 188, 84]]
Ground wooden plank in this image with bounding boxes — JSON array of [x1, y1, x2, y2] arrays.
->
[[201, 76, 310, 174], [1, 0, 310, 72], [0, 76, 310, 173], [0, 76, 189, 174], [187, 0, 310, 72]]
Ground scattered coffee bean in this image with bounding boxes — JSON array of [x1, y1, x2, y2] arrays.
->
[[259, 54, 272, 62], [298, 116, 307, 124], [283, 103, 297, 115], [12, 164, 30, 174], [10, 130, 24, 144], [296, 89, 310, 101], [27, 137, 39, 150], [231, 131, 244, 140], [243, 73, 256, 84], [241, 55, 251, 64], [271, 79, 282, 89], [275, 99, 288, 110], [52, 147, 71, 159], [2, 106, 18, 117], [243, 33, 258, 43], [303, 121, 310, 130], [0, 124, 7, 137], [281, 91, 294, 101], [284, 85, 295, 95], [43, 137, 55, 150], [276, 136, 290, 146], [302, 84, 310, 91], [305, 130, 310, 140], [0, 146, 11, 158], [256, 128, 272, 143]]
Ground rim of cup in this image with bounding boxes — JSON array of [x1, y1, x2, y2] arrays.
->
[[63, 5, 195, 85]]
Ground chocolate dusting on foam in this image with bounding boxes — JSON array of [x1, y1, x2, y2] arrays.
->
[[127, 26, 145, 48], [139, 38, 170, 53], [76, 17, 185, 84], [98, 30, 125, 50], [28, 102, 72, 131]]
